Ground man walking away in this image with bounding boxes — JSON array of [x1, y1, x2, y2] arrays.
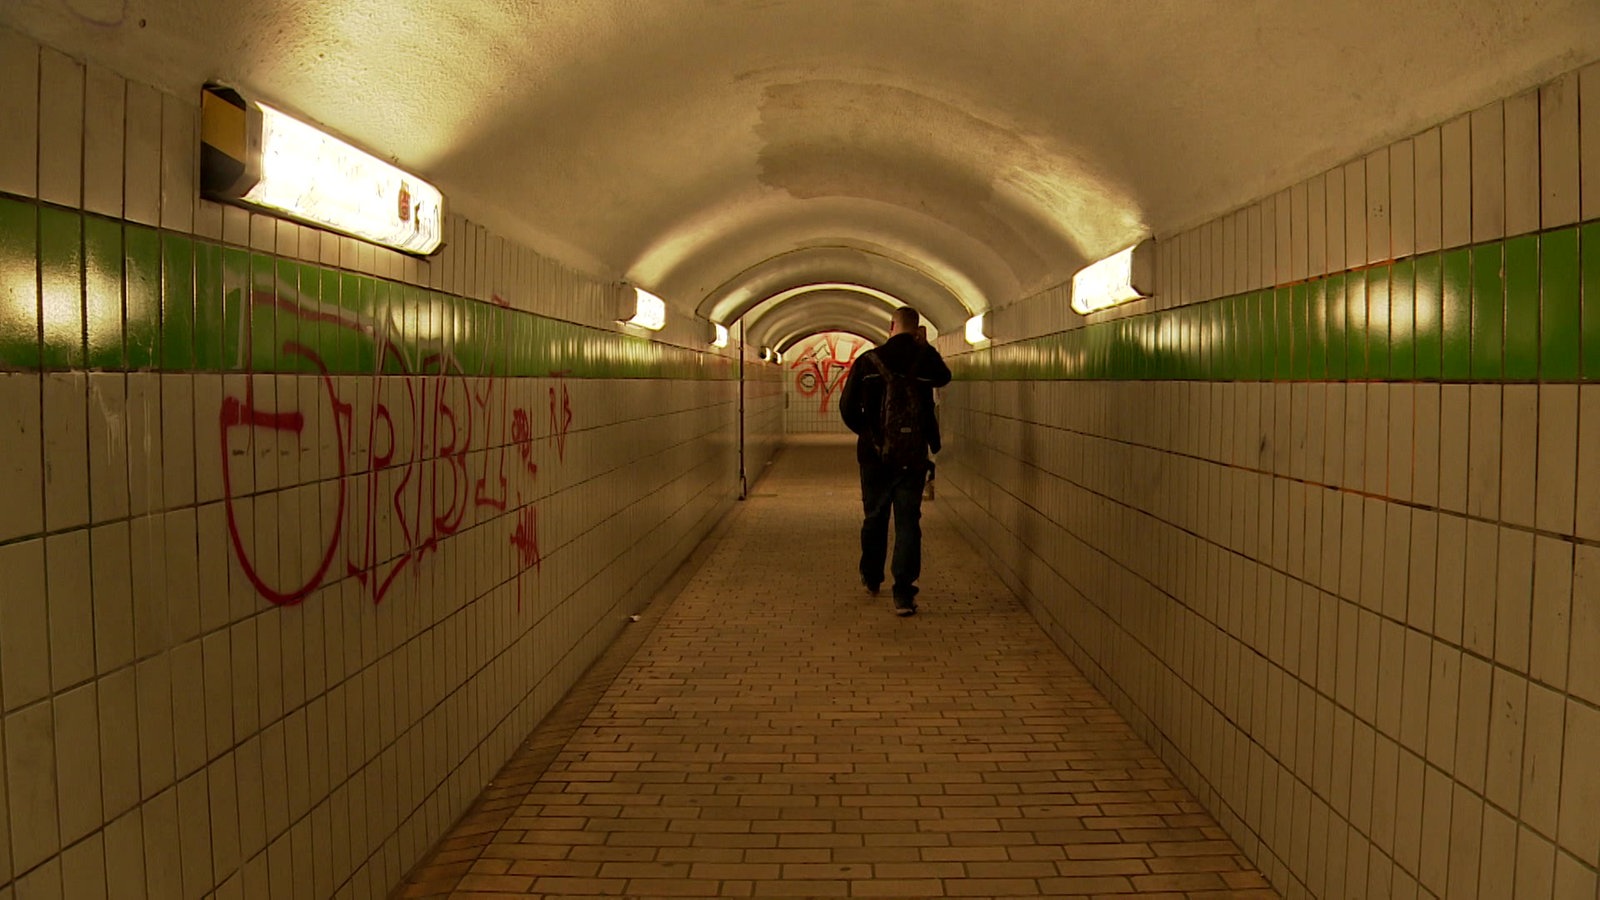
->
[[839, 307, 952, 616]]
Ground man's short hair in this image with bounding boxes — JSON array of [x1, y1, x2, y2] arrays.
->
[[891, 307, 920, 331]]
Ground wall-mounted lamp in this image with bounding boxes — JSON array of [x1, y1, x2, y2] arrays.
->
[[964, 313, 987, 344], [625, 287, 666, 331], [712, 323, 729, 348], [199, 86, 443, 255], [1071, 240, 1155, 315], [759, 347, 773, 362]]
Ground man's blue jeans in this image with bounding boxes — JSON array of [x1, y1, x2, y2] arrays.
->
[[859, 461, 926, 608]]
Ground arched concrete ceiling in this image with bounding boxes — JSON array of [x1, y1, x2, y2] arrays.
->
[[702, 246, 970, 332], [744, 292, 896, 350], [10, 0, 1599, 335], [774, 325, 883, 356]]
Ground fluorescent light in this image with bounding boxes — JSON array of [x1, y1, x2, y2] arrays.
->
[[200, 86, 443, 255], [964, 313, 987, 344], [712, 323, 729, 348], [773, 349, 782, 364], [628, 287, 666, 330], [1071, 245, 1148, 315]]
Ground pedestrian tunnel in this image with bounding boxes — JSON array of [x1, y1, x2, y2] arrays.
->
[[0, 5, 1598, 899]]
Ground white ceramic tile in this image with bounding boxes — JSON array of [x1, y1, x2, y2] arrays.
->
[[1387, 385, 1414, 502], [1367, 148, 1390, 263], [1361, 497, 1388, 613], [143, 787, 182, 899], [1433, 512, 1465, 643], [1260, 195, 1278, 290], [1408, 509, 1439, 631], [161, 375, 196, 508], [0, 374, 44, 543], [136, 654, 176, 800], [1537, 384, 1579, 534], [88, 522, 135, 676], [1494, 528, 1534, 673], [1580, 61, 1600, 220], [1365, 384, 1389, 496], [44, 530, 94, 693], [1344, 383, 1367, 491], [1529, 536, 1573, 692], [54, 681, 102, 844], [43, 372, 90, 531], [13, 856, 60, 899], [1555, 847, 1599, 898], [1418, 765, 1452, 893], [170, 638, 207, 779], [124, 373, 164, 516], [275, 219, 299, 259], [1572, 544, 1600, 706], [1539, 71, 1582, 228], [1288, 181, 1308, 282], [1438, 384, 1469, 513], [5, 699, 60, 871], [1413, 126, 1443, 254], [1345, 159, 1367, 268], [37, 48, 84, 208], [1466, 384, 1501, 520], [60, 830, 107, 900], [1557, 697, 1600, 865], [1390, 139, 1416, 260], [221, 204, 250, 247], [1440, 116, 1472, 249], [83, 64, 126, 218], [1427, 641, 1462, 773], [1521, 681, 1566, 837], [1500, 384, 1538, 528], [1318, 162, 1344, 272], [177, 770, 214, 896], [1280, 187, 1292, 285], [95, 664, 139, 827], [128, 515, 168, 660], [0, 29, 40, 197], [87, 374, 130, 524], [1476, 803, 1518, 900], [195, 197, 224, 241], [1504, 89, 1541, 236], [123, 81, 162, 227], [1446, 783, 1484, 899], [0, 539, 49, 712], [1471, 100, 1507, 242], [1576, 385, 1600, 541], [103, 807, 147, 898], [1485, 667, 1527, 814]]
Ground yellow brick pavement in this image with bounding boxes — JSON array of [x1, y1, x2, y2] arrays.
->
[[397, 435, 1274, 899]]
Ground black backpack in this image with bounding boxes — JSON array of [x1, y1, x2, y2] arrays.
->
[[867, 352, 927, 467]]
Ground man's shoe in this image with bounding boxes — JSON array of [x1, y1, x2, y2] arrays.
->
[[863, 577, 880, 596], [894, 603, 917, 617]]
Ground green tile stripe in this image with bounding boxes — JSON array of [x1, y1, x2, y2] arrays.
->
[[953, 220, 1600, 385], [0, 195, 735, 381]]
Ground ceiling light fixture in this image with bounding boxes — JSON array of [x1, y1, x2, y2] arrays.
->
[[712, 323, 729, 348], [199, 86, 444, 255], [964, 313, 987, 344], [1071, 241, 1154, 315]]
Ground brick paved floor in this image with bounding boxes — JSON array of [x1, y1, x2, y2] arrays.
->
[[397, 435, 1275, 899]]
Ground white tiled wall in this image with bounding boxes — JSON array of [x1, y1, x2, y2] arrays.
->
[[0, 24, 743, 900], [942, 61, 1600, 900]]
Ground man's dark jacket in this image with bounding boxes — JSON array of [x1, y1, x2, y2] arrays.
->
[[839, 333, 952, 467]]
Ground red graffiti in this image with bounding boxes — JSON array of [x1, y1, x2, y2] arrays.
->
[[791, 334, 864, 413], [221, 288, 570, 608], [512, 408, 537, 476], [549, 373, 573, 463]]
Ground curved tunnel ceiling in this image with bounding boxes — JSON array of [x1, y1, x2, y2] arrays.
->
[[9, 0, 1599, 341], [745, 293, 896, 351]]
